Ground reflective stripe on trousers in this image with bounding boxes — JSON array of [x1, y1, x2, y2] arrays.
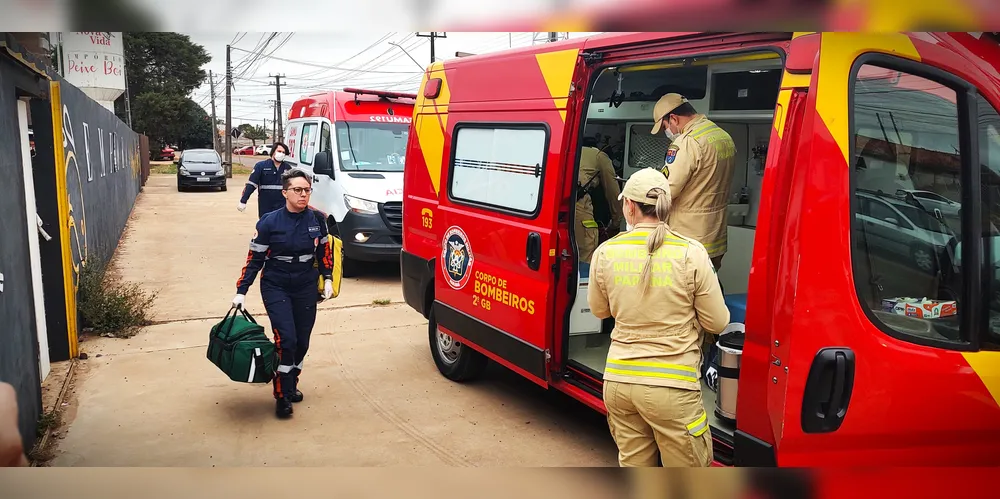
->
[[604, 359, 700, 384]]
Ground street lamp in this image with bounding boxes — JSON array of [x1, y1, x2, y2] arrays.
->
[[389, 42, 427, 71]]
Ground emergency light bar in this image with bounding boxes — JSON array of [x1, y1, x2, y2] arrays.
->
[[343, 88, 418, 102]]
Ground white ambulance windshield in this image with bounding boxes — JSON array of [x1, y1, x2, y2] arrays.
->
[[336, 121, 408, 172]]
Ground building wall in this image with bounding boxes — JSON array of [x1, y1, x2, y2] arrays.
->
[[0, 55, 44, 454], [56, 79, 143, 284]]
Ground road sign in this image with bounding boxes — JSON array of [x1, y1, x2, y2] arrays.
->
[[231, 128, 241, 139]]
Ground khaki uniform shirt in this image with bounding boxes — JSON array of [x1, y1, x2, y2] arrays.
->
[[587, 223, 730, 389], [576, 147, 623, 263], [661, 115, 737, 258]]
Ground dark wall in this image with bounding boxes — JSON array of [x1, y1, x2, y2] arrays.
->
[[0, 55, 43, 453], [57, 80, 142, 283]]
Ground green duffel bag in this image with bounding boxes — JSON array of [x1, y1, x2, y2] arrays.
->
[[207, 306, 277, 384]]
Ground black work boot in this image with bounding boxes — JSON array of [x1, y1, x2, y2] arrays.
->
[[275, 372, 295, 418], [290, 369, 303, 403], [275, 396, 293, 419]]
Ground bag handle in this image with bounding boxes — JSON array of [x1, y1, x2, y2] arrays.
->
[[219, 305, 259, 337]]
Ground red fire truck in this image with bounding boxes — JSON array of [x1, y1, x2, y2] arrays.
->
[[400, 32, 1000, 466]]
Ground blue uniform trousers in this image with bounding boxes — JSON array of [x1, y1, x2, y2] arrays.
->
[[261, 271, 318, 399]]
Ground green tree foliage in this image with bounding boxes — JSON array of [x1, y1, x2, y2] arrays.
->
[[237, 123, 268, 146], [119, 33, 213, 148]]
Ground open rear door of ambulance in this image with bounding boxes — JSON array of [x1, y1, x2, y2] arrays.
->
[[429, 47, 586, 387], [766, 32, 1000, 466]]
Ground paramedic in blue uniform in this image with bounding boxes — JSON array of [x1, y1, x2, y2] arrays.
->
[[238, 142, 293, 218], [232, 168, 335, 419]]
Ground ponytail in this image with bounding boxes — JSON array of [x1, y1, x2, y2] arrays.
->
[[638, 188, 671, 294]]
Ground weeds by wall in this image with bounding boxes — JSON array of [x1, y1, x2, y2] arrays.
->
[[77, 263, 157, 338]]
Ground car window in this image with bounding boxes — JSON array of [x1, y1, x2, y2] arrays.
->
[[977, 94, 1000, 342], [851, 62, 963, 345]]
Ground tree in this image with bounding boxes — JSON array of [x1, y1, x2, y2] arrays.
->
[[122, 32, 210, 98], [237, 124, 268, 147], [132, 93, 212, 149], [116, 32, 211, 126]]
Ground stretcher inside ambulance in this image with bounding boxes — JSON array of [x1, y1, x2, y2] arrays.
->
[[286, 88, 414, 276], [402, 32, 1000, 466]]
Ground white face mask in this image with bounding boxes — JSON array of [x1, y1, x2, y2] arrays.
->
[[664, 126, 677, 141], [624, 202, 635, 231], [273, 151, 286, 162]]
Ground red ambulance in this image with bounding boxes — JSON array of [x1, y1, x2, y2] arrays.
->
[[401, 32, 1000, 466]]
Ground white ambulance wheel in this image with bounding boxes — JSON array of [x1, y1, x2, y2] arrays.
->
[[428, 309, 488, 382]]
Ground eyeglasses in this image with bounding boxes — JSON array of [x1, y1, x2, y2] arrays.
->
[[286, 187, 312, 195]]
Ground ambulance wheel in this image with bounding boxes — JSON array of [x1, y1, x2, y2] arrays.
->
[[428, 309, 488, 382]]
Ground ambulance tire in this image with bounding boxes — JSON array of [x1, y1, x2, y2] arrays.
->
[[428, 308, 488, 382]]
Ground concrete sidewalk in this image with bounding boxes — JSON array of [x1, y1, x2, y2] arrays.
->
[[48, 175, 617, 466]]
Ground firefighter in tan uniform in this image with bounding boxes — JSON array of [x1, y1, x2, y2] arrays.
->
[[576, 138, 623, 269], [587, 168, 730, 467], [651, 93, 736, 269]]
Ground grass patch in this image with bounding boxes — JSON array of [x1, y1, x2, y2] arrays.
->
[[77, 262, 158, 338], [150, 163, 253, 175], [372, 298, 392, 306]]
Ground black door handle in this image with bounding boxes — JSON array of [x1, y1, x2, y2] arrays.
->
[[801, 347, 855, 433], [526, 232, 541, 271]]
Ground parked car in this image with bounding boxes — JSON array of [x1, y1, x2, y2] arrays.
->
[[855, 190, 957, 273], [152, 145, 176, 161], [895, 189, 962, 217], [233, 145, 254, 155], [176, 149, 226, 192], [255, 144, 272, 156]]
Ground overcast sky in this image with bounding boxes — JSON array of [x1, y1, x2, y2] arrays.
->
[[183, 32, 599, 130]]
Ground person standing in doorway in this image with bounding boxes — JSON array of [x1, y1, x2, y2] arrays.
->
[[238, 142, 293, 218], [651, 93, 736, 270], [233, 168, 334, 418], [588, 168, 729, 467], [576, 136, 624, 275]]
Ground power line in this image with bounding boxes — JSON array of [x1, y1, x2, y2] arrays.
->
[[229, 45, 422, 74]]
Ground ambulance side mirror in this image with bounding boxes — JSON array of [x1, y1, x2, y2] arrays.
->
[[314, 150, 335, 179]]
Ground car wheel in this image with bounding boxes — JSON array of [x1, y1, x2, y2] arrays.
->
[[428, 308, 488, 382]]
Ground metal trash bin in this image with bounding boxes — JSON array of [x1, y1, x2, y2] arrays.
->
[[714, 323, 745, 425]]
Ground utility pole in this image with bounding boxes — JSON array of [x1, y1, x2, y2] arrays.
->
[[225, 45, 233, 178], [209, 70, 219, 153], [416, 32, 446, 65], [270, 74, 286, 141]]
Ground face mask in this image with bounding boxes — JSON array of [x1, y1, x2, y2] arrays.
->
[[624, 203, 635, 231], [273, 152, 286, 162], [664, 124, 678, 141]]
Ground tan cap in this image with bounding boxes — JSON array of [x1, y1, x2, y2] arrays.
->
[[618, 168, 670, 204], [650, 93, 689, 135]]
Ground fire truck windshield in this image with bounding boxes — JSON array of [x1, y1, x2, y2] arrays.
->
[[336, 121, 408, 172]]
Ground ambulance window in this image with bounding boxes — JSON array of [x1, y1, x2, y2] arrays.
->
[[299, 123, 317, 165], [976, 94, 1000, 344], [449, 125, 548, 216], [850, 63, 965, 346], [319, 122, 332, 153]]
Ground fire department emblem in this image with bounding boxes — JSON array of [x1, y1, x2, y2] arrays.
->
[[441, 226, 474, 290]]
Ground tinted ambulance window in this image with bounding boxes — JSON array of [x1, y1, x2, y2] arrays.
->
[[449, 125, 548, 215], [976, 94, 1000, 342], [319, 122, 332, 153], [850, 63, 963, 345]]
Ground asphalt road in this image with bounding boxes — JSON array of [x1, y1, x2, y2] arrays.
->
[[48, 174, 617, 466]]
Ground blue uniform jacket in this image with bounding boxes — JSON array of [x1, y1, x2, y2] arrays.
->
[[240, 159, 292, 217], [236, 207, 334, 295]]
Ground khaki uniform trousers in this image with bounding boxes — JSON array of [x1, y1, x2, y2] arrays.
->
[[603, 380, 713, 467]]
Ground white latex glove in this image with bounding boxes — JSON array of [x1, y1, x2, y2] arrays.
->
[[232, 294, 246, 309], [323, 280, 333, 300], [237, 203, 246, 212]]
